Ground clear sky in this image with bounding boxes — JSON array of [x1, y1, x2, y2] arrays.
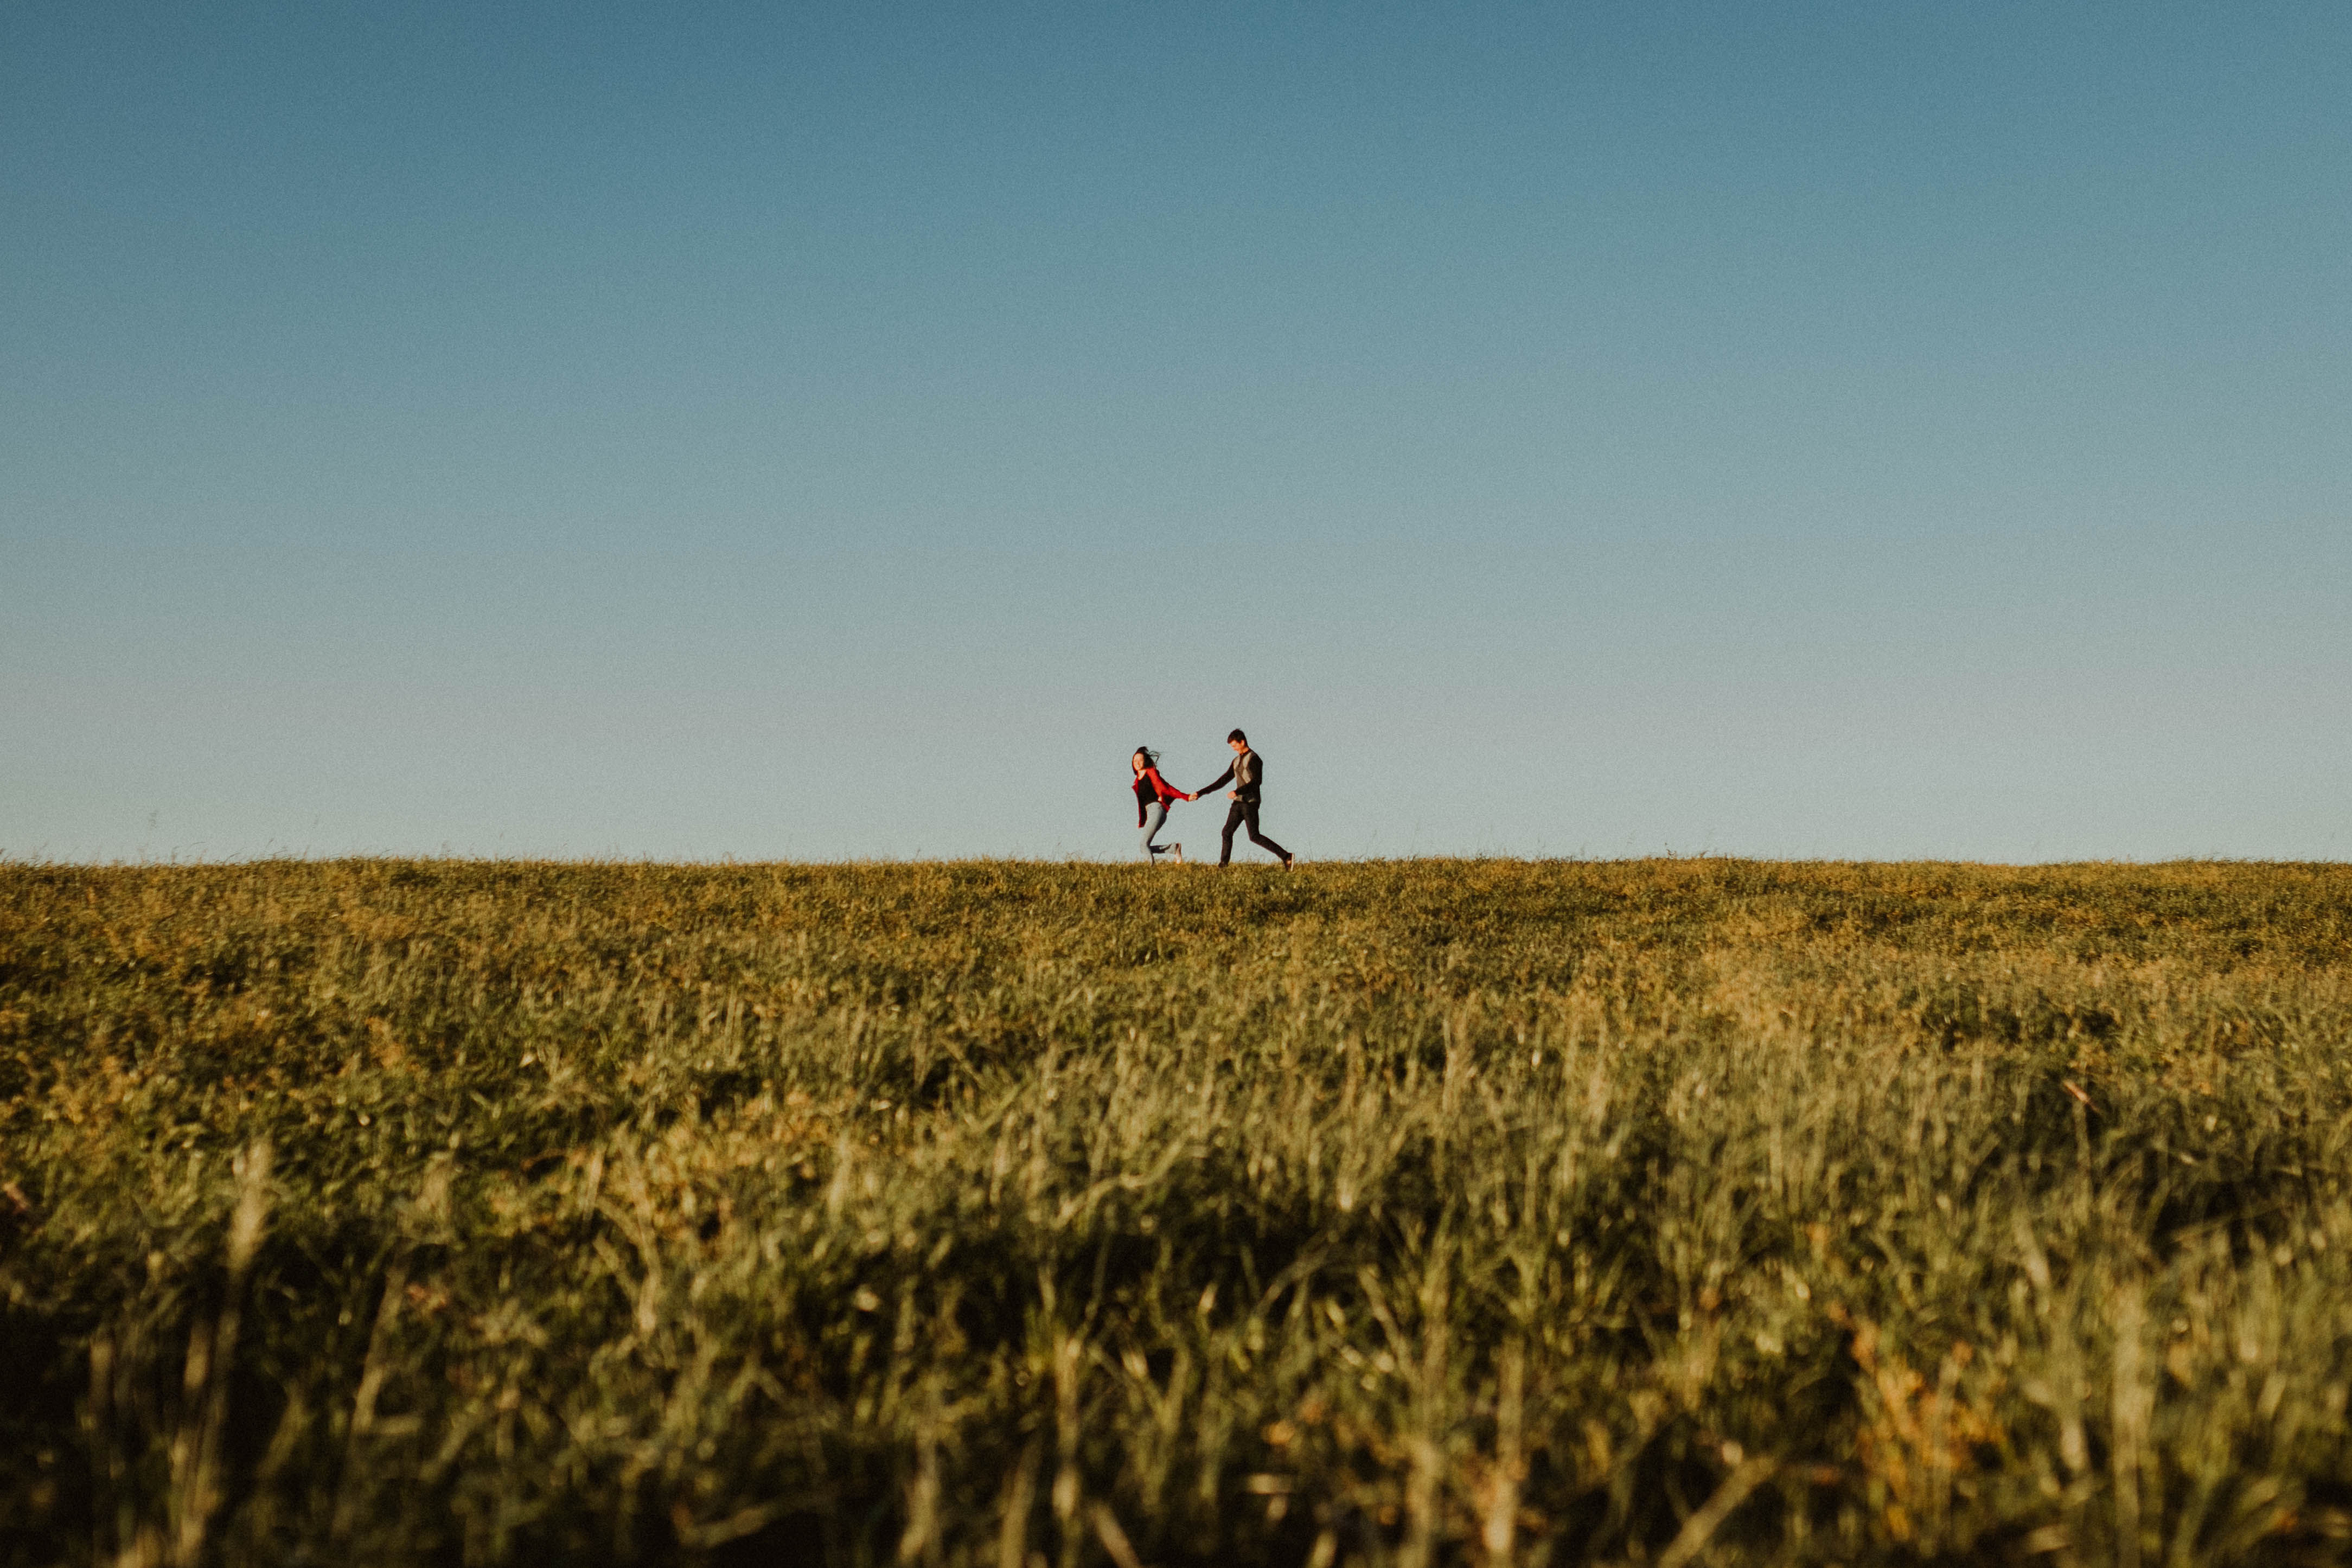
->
[[5, 1, 2346, 862]]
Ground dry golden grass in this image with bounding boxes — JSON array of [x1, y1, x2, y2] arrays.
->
[[4, 857, 2351, 1566]]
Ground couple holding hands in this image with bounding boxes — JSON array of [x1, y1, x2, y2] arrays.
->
[[1128, 728, 1295, 869]]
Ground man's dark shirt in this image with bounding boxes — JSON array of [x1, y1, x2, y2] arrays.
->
[[1199, 748, 1263, 804]]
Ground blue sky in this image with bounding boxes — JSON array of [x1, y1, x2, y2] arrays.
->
[[5, 1, 2346, 861]]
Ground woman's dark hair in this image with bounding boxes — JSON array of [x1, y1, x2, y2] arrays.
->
[[1133, 746, 1160, 768]]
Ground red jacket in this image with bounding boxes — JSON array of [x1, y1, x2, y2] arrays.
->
[[1133, 767, 1188, 823]]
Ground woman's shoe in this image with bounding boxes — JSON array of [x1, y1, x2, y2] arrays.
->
[[1171, 844, 1185, 864]]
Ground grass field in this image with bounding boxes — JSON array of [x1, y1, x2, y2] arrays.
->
[[5, 858, 2352, 1567]]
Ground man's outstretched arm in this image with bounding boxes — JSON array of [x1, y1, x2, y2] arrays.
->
[[1197, 764, 1235, 796]]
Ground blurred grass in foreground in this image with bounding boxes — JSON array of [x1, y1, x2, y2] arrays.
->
[[4, 857, 2352, 1567]]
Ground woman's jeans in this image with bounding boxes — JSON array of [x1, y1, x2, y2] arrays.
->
[[1140, 802, 1171, 858]]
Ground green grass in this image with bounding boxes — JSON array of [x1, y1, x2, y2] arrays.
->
[[5, 857, 2352, 1566]]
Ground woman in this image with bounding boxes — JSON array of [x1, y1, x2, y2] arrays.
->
[[1131, 747, 1196, 863]]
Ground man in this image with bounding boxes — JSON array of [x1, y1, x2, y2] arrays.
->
[[1197, 728, 1295, 869]]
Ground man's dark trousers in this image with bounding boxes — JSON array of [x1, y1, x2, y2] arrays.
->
[[1220, 799, 1290, 866]]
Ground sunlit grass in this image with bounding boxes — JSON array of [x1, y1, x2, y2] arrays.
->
[[4, 857, 2351, 1565]]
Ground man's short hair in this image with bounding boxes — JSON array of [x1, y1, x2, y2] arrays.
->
[[1228, 728, 1247, 744]]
